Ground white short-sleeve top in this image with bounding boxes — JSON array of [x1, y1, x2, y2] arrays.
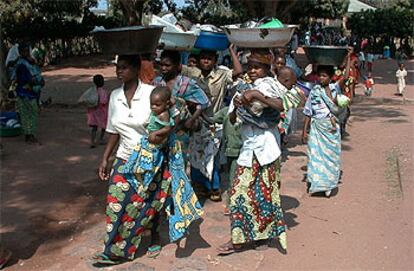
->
[[106, 82, 154, 160]]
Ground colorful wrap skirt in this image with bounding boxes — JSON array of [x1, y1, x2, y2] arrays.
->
[[230, 158, 287, 249], [104, 135, 203, 260], [104, 159, 167, 259]]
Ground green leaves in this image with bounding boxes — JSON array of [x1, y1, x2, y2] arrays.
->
[[349, 6, 414, 38]]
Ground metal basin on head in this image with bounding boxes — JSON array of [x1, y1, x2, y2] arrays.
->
[[303, 46, 348, 66], [93, 26, 164, 55], [159, 31, 199, 51], [223, 25, 297, 48]]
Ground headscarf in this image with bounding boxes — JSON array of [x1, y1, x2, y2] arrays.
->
[[247, 51, 272, 67]]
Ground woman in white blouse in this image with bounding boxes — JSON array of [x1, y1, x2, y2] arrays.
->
[[95, 54, 202, 266], [95, 54, 177, 265], [95, 54, 161, 264]]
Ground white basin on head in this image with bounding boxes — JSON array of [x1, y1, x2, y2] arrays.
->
[[223, 25, 297, 48], [159, 31, 199, 51]]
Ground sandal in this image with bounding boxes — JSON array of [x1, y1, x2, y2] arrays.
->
[[92, 252, 106, 260], [147, 245, 161, 258], [210, 190, 222, 202], [93, 253, 124, 266], [223, 207, 230, 216], [217, 241, 241, 256]]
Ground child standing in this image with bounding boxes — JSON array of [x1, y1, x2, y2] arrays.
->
[[396, 63, 407, 96], [87, 74, 109, 148], [364, 72, 375, 96], [212, 106, 242, 215]]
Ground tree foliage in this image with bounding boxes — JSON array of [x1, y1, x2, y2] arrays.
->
[[181, 0, 248, 25], [109, 0, 178, 26], [304, 0, 350, 19], [348, 6, 414, 38], [181, 0, 350, 25], [0, 0, 100, 41]]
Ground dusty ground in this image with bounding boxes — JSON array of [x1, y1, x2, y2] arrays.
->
[[0, 53, 413, 271]]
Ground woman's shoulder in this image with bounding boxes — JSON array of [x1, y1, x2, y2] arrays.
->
[[140, 82, 155, 90], [140, 82, 155, 99], [110, 86, 124, 98]]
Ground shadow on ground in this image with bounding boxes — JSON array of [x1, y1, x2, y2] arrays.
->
[[0, 107, 107, 268]]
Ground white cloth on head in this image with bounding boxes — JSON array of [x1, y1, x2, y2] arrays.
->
[[106, 82, 154, 161]]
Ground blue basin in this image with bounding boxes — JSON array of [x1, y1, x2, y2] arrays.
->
[[194, 31, 229, 51]]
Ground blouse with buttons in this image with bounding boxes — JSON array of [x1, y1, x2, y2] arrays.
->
[[106, 82, 154, 161]]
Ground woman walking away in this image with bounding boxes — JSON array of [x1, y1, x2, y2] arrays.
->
[[14, 43, 44, 144], [94, 55, 202, 266], [87, 74, 109, 148], [396, 63, 407, 96]]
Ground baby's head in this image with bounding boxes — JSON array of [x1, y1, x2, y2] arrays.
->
[[367, 72, 372, 78], [317, 65, 335, 87], [150, 86, 171, 116], [399, 63, 405, 70], [277, 67, 296, 90], [93, 74, 104, 88]]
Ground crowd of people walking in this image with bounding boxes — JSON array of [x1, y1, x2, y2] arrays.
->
[[3, 28, 409, 269], [81, 40, 362, 266]]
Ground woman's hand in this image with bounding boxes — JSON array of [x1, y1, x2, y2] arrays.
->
[[98, 159, 110, 181], [242, 90, 260, 105], [233, 94, 243, 108], [302, 131, 308, 144], [184, 118, 195, 130], [148, 133, 164, 144], [148, 133, 157, 144], [184, 118, 201, 131]]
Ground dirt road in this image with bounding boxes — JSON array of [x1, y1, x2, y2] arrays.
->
[[0, 55, 413, 270]]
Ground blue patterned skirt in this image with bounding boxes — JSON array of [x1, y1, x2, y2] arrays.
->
[[307, 118, 341, 193]]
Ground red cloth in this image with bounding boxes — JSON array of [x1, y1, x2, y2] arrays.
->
[[304, 72, 319, 83], [365, 78, 374, 88], [87, 87, 109, 128], [139, 60, 156, 84]]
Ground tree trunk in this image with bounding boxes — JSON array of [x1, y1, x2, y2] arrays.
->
[[119, 0, 146, 26], [243, 0, 298, 22], [0, 20, 10, 109]]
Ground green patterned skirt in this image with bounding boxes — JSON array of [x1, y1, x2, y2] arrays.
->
[[16, 97, 38, 135]]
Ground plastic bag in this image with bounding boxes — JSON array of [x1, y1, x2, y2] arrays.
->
[[78, 87, 98, 107], [337, 94, 350, 108], [258, 18, 284, 28]]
